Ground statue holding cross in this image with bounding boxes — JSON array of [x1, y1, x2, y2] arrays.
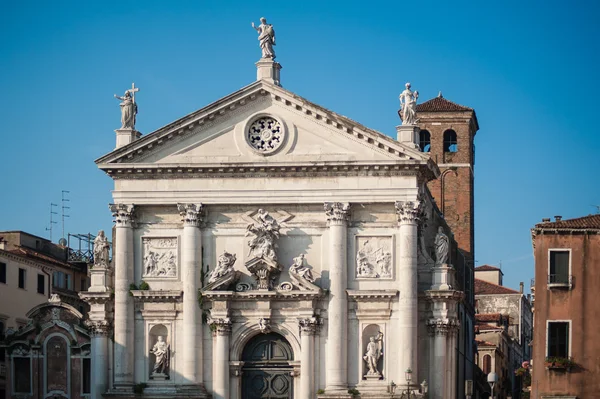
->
[[114, 83, 140, 130]]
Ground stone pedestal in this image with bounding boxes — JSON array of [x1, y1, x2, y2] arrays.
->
[[395, 125, 420, 149], [324, 202, 350, 392], [178, 203, 204, 386], [88, 266, 113, 293], [109, 203, 135, 390], [431, 264, 455, 290], [115, 128, 141, 149], [256, 58, 282, 86]]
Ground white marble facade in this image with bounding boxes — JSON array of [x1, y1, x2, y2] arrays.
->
[[83, 59, 463, 399]]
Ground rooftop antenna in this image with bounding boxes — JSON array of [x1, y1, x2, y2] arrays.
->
[[592, 205, 600, 214], [61, 190, 70, 241], [45, 203, 58, 242]]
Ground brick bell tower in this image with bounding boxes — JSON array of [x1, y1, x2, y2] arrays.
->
[[416, 92, 479, 264]]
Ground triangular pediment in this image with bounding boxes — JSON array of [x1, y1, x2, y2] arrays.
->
[[96, 81, 437, 178]]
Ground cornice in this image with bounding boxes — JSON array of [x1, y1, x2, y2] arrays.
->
[[202, 290, 323, 301], [347, 290, 398, 301], [0, 249, 63, 272], [99, 162, 428, 180], [131, 290, 183, 302]]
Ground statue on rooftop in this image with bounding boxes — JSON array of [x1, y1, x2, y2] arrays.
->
[[251, 17, 276, 59], [399, 82, 419, 125], [114, 83, 139, 129]]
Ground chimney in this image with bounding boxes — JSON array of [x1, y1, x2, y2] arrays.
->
[[519, 281, 524, 294], [554, 215, 562, 222], [542, 218, 551, 223]]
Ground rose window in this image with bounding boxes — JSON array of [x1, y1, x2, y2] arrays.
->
[[246, 117, 285, 153]]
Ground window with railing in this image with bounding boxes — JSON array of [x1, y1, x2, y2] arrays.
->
[[549, 250, 571, 288]]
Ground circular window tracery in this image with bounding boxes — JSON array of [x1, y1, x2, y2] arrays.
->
[[246, 116, 285, 154]]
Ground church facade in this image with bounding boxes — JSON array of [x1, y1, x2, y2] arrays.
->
[[81, 46, 477, 399]]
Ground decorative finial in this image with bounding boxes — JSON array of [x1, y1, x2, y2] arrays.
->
[[438, 91, 443, 98], [251, 17, 276, 60]]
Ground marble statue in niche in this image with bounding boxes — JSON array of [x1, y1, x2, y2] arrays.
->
[[143, 237, 178, 278], [208, 251, 237, 284], [356, 237, 392, 278], [150, 335, 170, 377], [363, 331, 384, 377], [435, 226, 449, 265], [93, 230, 110, 268]]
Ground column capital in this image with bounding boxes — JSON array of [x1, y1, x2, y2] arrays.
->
[[298, 316, 321, 336], [324, 202, 351, 225], [209, 317, 232, 336], [177, 203, 204, 227], [85, 319, 112, 337], [109, 204, 135, 227], [395, 200, 424, 225], [426, 319, 459, 336]]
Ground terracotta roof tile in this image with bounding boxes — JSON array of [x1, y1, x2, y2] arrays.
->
[[534, 214, 600, 231], [475, 313, 503, 322], [475, 323, 504, 332], [475, 279, 520, 295], [416, 96, 473, 112], [7, 247, 73, 269], [475, 265, 502, 272]]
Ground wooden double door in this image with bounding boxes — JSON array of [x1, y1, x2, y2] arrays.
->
[[241, 332, 294, 398]]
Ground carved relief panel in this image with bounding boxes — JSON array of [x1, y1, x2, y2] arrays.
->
[[355, 236, 393, 279], [142, 237, 178, 279]]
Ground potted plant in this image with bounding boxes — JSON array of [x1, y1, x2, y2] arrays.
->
[[545, 356, 575, 370]]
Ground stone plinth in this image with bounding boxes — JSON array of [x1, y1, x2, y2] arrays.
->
[[88, 266, 113, 292], [431, 264, 455, 290], [395, 125, 420, 149], [115, 128, 141, 149], [256, 58, 282, 86]]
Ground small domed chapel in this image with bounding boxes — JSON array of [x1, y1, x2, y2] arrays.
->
[[81, 18, 479, 399]]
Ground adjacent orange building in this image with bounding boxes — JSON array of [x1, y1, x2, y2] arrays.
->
[[531, 214, 600, 398]]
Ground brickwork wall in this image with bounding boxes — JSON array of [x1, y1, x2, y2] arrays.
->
[[418, 111, 476, 262], [532, 232, 600, 398]]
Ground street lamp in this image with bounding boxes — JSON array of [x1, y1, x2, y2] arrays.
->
[[401, 369, 413, 399], [388, 380, 397, 396], [487, 372, 498, 399]]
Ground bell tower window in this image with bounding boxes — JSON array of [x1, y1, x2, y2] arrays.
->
[[443, 129, 458, 152], [419, 130, 431, 152]]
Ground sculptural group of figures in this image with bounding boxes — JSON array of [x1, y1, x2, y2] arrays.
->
[[93, 230, 110, 268], [356, 241, 392, 278]]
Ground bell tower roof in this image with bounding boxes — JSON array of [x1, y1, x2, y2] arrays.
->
[[416, 95, 473, 112]]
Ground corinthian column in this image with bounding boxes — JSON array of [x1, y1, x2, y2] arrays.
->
[[324, 202, 350, 392], [177, 203, 204, 386], [299, 317, 319, 399], [211, 318, 232, 399], [109, 203, 135, 389], [394, 200, 422, 382], [87, 321, 111, 399]]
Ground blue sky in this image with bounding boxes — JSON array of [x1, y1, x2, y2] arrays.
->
[[1, 1, 598, 291]]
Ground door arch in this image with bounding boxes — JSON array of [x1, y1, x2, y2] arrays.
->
[[242, 332, 294, 398]]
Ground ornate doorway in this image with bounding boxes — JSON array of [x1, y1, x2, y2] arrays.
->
[[241, 332, 294, 398]]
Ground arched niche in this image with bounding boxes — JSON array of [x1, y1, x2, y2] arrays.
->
[[362, 324, 384, 380], [148, 324, 170, 379], [44, 333, 70, 398]]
